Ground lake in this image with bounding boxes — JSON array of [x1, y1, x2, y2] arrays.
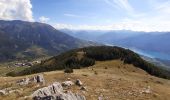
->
[[131, 48, 170, 60]]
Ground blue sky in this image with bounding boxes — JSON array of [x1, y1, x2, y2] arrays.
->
[[0, 0, 170, 31], [32, 0, 125, 25], [31, 0, 148, 24]]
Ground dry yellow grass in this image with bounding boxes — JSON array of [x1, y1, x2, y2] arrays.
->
[[0, 60, 170, 100]]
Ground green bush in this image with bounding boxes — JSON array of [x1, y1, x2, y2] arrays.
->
[[6, 71, 17, 77], [64, 68, 73, 73]]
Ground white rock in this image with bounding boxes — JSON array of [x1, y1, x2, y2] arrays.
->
[[140, 86, 151, 94], [80, 86, 87, 91], [59, 91, 86, 100], [17, 77, 29, 85], [17, 74, 45, 86], [32, 82, 86, 100], [98, 96, 103, 100], [0, 90, 7, 95], [34, 74, 45, 84], [62, 81, 74, 87], [32, 82, 63, 97]]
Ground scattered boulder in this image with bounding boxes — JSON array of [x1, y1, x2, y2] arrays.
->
[[16, 77, 29, 85], [75, 79, 83, 86], [62, 81, 74, 87], [67, 78, 71, 80], [34, 74, 45, 85], [0, 90, 7, 95], [16, 74, 45, 86], [141, 86, 151, 94], [80, 86, 87, 91]]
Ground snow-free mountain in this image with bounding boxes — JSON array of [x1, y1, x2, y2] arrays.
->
[[0, 20, 94, 61]]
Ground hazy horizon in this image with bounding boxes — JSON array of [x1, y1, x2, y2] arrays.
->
[[0, 0, 170, 32]]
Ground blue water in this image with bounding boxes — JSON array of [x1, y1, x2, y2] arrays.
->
[[130, 48, 170, 60], [105, 44, 170, 60]]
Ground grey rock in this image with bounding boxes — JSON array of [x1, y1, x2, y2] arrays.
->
[[75, 79, 83, 86], [62, 81, 74, 87], [34, 74, 45, 84], [17, 74, 45, 86], [80, 86, 87, 91], [16, 77, 29, 85], [32, 82, 63, 97], [32, 82, 86, 100], [59, 91, 86, 100]]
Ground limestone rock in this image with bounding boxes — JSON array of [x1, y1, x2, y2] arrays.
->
[[32, 82, 86, 100], [16, 77, 29, 85], [80, 86, 87, 91], [62, 81, 74, 87], [140, 86, 151, 94], [32, 82, 63, 97], [34, 74, 45, 85], [59, 91, 86, 100], [33, 91, 86, 100], [0, 90, 7, 95], [75, 79, 83, 86], [16, 74, 45, 86]]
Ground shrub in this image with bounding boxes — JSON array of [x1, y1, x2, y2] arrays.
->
[[6, 71, 16, 77], [64, 68, 73, 73]]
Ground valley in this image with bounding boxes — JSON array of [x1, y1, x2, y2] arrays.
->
[[0, 20, 170, 100], [1, 0, 170, 99], [1, 46, 170, 100]]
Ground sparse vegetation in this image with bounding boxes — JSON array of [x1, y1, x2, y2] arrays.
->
[[1, 60, 170, 100]]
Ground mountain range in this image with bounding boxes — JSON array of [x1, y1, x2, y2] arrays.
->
[[62, 30, 170, 58], [0, 20, 94, 61]]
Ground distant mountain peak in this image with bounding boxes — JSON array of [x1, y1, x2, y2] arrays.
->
[[0, 20, 95, 61]]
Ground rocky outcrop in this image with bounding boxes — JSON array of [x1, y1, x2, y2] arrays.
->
[[16, 74, 45, 85], [32, 74, 45, 85], [32, 82, 63, 97], [31, 82, 86, 100]]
